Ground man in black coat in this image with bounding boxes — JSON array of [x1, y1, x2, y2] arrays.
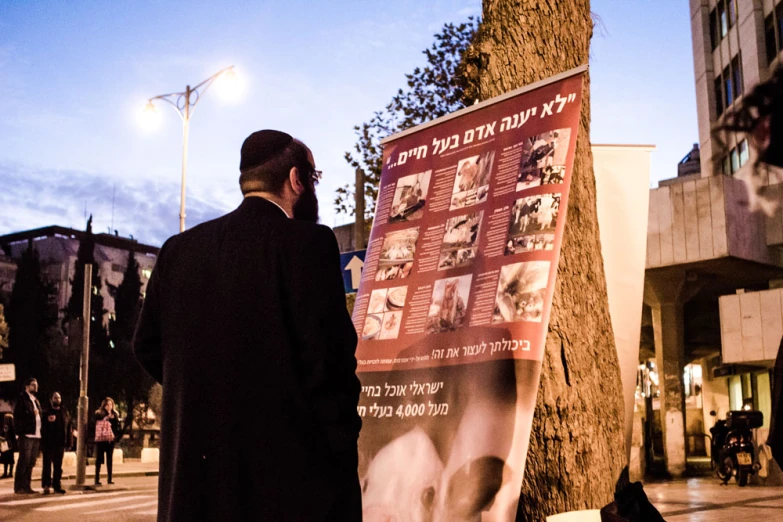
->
[[134, 130, 361, 521], [13, 377, 42, 494], [41, 391, 71, 494]]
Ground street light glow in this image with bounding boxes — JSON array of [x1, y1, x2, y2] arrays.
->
[[138, 101, 161, 132], [141, 65, 238, 232], [214, 68, 243, 102]]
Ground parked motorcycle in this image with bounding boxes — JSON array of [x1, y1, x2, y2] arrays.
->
[[709, 410, 763, 486]]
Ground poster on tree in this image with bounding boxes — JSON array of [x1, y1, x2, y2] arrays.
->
[[353, 66, 585, 521]]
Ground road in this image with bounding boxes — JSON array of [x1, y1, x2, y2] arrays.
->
[[0, 475, 158, 521]]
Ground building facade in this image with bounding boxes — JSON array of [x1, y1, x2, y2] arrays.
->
[[0, 226, 159, 329], [638, 0, 783, 479]]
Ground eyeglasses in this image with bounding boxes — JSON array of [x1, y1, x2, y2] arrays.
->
[[310, 169, 322, 184]]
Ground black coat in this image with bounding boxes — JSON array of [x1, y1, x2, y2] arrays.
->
[[42, 408, 72, 449], [134, 197, 361, 522], [13, 392, 41, 437]]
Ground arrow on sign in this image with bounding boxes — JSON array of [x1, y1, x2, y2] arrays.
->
[[344, 255, 365, 290]]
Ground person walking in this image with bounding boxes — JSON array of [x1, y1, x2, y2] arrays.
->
[[94, 397, 120, 486], [1, 413, 16, 478], [134, 130, 361, 521], [41, 392, 71, 494], [13, 377, 42, 494]]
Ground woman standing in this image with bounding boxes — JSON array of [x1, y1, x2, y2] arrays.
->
[[1, 413, 17, 478], [94, 397, 121, 485]]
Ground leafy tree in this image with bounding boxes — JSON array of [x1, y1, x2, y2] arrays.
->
[[66, 215, 110, 354], [108, 249, 154, 432], [3, 243, 57, 397], [336, 18, 478, 219]]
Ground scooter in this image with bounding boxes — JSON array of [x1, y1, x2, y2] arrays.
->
[[709, 410, 763, 487]]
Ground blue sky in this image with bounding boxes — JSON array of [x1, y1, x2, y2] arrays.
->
[[0, 0, 696, 246]]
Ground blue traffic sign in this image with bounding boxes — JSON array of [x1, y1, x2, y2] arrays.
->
[[340, 250, 366, 294]]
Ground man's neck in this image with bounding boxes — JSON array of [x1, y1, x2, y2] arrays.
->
[[244, 192, 292, 218]]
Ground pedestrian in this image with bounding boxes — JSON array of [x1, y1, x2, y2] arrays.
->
[[13, 377, 42, 494], [41, 392, 71, 494], [714, 65, 783, 468], [1, 413, 16, 478], [94, 397, 120, 486], [134, 130, 361, 522]]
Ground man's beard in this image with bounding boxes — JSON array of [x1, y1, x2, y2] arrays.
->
[[293, 185, 319, 223]]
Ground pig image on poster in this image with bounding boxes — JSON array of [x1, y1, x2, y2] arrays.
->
[[358, 330, 540, 521], [361, 427, 443, 522]]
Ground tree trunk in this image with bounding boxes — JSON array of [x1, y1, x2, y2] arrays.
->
[[463, 1, 627, 518]]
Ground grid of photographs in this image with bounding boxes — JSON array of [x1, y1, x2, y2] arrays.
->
[[492, 261, 550, 324], [438, 210, 484, 271], [450, 150, 495, 210], [516, 128, 571, 192], [426, 274, 473, 334], [389, 170, 432, 223], [362, 286, 408, 341], [505, 193, 560, 255], [375, 228, 420, 281]]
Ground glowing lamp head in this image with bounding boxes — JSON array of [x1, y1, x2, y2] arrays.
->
[[214, 67, 244, 102], [138, 100, 161, 132]]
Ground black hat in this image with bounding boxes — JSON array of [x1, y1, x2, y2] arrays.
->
[[240, 130, 294, 171]]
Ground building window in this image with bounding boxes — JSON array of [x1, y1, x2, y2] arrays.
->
[[778, 2, 783, 53], [711, 0, 737, 49], [715, 53, 743, 117], [728, 0, 736, 28], [723, 65, 734, 107], [715, 76, 724, 116], [721, 139, 749, 176], [731, 54, 742, 99], [711, 9, 720, 50], [766, 14, 777, 64], [738, 138, 749, 166], [142, 268, 152, 279], [730, 148, 740, 173]]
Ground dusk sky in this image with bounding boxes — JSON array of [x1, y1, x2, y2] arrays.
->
[[0, 1, 695, 247]]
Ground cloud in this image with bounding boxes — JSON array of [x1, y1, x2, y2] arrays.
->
[[0, 162, 235, 247]]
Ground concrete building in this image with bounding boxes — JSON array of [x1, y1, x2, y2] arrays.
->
[[0, 225, 159, 329], [638, 0, 783, 479]]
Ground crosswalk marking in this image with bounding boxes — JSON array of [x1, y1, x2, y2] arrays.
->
[[0, 490, 126, 506], [35, 494, 152, 511], [85, 499, 158, 514]]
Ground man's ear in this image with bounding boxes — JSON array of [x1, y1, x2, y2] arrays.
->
[[289, 167, 305, 195]]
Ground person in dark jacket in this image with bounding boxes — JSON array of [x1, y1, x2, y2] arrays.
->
[[94, 397, 121, 486], [134, 130, 361, 522], [13, 377, 42, 494], [1, 413, 17, 478], [41, 392, 71, 494]]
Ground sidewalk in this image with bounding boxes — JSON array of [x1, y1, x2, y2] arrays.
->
[[645, 477, 783, 521], [23, 458, 160, 482]]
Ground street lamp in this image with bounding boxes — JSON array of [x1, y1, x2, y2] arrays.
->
[[143, 66, 241, 232]]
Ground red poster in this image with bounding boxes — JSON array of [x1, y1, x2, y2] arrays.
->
[[354, 68, 585, 521]]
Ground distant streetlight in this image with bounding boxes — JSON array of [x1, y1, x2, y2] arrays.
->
[[143, 66, 241, 232]]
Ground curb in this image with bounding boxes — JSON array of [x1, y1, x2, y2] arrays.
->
[[30, 470, 159, 481]]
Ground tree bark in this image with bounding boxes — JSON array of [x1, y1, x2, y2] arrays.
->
[[463, 1, 627, 519]]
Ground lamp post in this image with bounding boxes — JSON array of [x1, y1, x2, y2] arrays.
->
[[144, 66, 238, 232]]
